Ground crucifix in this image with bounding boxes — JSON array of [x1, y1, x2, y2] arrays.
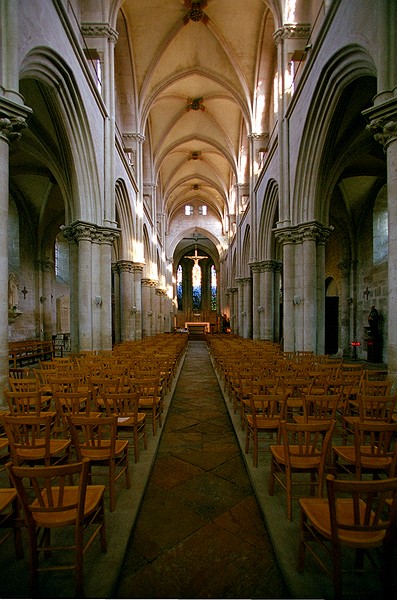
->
[[21, 286, 28, 299], [186, 243, 208, 266]]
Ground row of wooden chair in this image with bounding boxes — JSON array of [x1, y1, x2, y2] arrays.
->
[[207, 336, 397, 599]]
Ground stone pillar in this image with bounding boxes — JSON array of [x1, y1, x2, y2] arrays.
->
[[262, 260, 278, 342], [242, 277, 252, 338], [72, 223, 94, 351], [274, 262, 282, 342], [365, 100, 397, 378], [251, 264, 261, 340], [338, 260, 352, 356], [300, 224, 318, 352], [112, 264, 120, 344], [229, 287, 238, 334], [133, 264, 143, 339], [122, 133, 146, 263], [0, 113, 28, 401], [118, 261, 135, 342], [98, 228, 118, 350], [141, 278, 157, 337], [274, 229, 298, 350], [40, 259, 54, 341]]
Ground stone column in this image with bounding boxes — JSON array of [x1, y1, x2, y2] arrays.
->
[[274, 262, 282, 342], [365, 100, 397, 378], [112, 264, 120, 344], [0, 114, 28, 400], [141, 279, 157, 337], [133, 264, 143, 340], [122, 133, 146, 263], [338, 260, 352, 356], [242, 277, 252, 338], [262, 260, 278, 342], [250, 263, 261, 340], [40, 259, 54, 341], [72, 222, 95, 351], [81, 23, 119, 228], [236, 278, 244, 336], [274, 229, 298, 351], [118, 261, 135, 342]]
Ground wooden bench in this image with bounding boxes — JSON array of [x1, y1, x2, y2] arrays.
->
[[8, 341, 54, 368]]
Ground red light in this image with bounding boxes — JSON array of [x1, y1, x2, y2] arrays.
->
[[350, 341, 361, 346]]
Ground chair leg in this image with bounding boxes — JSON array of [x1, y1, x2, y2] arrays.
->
[[296, 509, 307, 573], [253, 430, 258, 468]]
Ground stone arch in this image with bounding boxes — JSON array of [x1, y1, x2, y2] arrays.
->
[[293, 45, 377, 225], [19, 48, 103, 225]]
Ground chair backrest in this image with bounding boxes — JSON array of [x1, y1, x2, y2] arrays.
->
[[2, 414, 52, 465], [353, 420, 397, 478], [48, 375, 82, 393], [302, 394, 341, 421], [53, 390, 91, 416], [4, 389, 42, 416], [67, 415, 117, 458], [326, 473, 397, 547], [361, 379, 392, 396], [280, 419, 335, 466], [7, 458, 90, 531], [358, 395, 397, 422], [249, 393, 288, 429], [7, 377, 38, 392], [101, 391, 139, 418]]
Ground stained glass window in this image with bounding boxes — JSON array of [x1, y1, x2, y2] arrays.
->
[[211, 265, 217, 310], [192, 261, 201, 310], [177, 264, 183, 309]]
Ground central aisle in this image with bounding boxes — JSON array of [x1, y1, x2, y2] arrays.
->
[[114, 341, 289, 599]]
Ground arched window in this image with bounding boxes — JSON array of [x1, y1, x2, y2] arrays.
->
[[373, 185, 388, 264], [211, 264, 217, 310], [192, 261, 202, 310], [177, 264, 183, 310]]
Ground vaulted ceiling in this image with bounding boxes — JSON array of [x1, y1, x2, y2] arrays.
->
[[115, 0, 277, 251]]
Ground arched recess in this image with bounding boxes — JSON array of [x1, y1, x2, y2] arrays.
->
[[258, 179, 280, 260], [115, 179, 135, 262], [293, 45, 377, 225], [19, 48, 103, 225], [241, 224, 251, 277], [293, 44, 383, 358]]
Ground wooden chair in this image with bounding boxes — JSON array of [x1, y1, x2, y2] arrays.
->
[[7, 458, 107, 597], [341, 394, 397, 444], [297, 473, 397, 600], [295, 393, 342, 423], [101, 391, 147, 463], [2, 414, 71, 467], [67, 415, 130, 512], [7, 376, 39, 392], [0, 487, 24, 559], [132, 377, 163, 436], [4, 388, 47, 416], [333, 420, 397, 479], [53, 389, 100, 438], [269, 419, 336, 520], [245, 393, 288, 467]]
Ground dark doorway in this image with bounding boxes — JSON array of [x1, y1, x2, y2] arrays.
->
[[325, 296, 339, 354]]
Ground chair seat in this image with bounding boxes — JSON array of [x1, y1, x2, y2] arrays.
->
[[17, 439, 71, 462], [333, 445, 392, 469], [299, 497, 386, 547], [246, 415, 279, 429], [31, 485, 106, 527], [79, 439, 129, 461], [0, 489, 18, 511], [271, 444, 322, 468]]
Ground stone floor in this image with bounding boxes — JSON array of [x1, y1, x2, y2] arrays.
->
[[114, 341, 289, 599]]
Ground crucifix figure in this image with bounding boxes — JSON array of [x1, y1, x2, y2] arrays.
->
[[186, 244, 208, 266]]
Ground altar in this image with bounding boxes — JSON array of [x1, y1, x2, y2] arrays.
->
[[185, 322, 210, 334]]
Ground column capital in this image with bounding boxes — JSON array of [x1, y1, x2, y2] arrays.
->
[[61, 221, 119, 244], [273, 23, 311, 45], [81, 23, 119, 44], [363, 96, 397, 150], [38, 259, 54, 273], [0, 110, 28, 144], [141, 278, 158, 288]]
